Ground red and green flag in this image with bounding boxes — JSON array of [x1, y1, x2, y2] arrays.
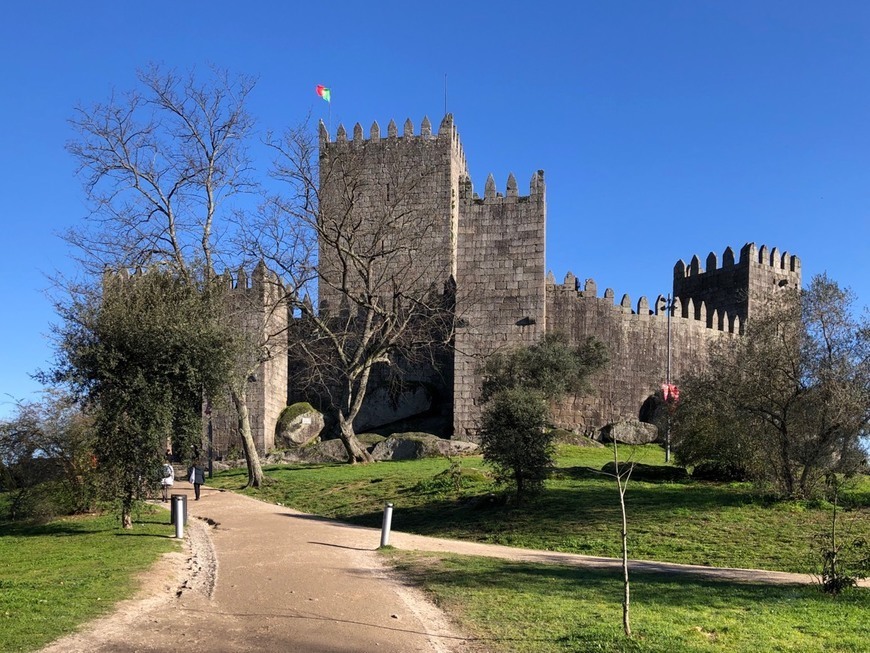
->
[[316, 84, 331, 102]]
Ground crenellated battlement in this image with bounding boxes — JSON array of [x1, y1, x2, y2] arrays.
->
[[216, 261, 283, 295], [319, 114, 467, 171], [674, 242, 800, 279], [673, 242, 801, 325], [546, 272, 742, 334], [459, 170, 545, 204]]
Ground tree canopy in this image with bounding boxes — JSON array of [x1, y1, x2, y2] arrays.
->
[[479, 333, 609, 501], [48, 269, 235, 526], [672, 274, 869, 498], [481, 332, 608, 402]]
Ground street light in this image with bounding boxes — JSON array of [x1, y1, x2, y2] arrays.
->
[[205, 399, 213, 479], [659, 294, 676, 463]]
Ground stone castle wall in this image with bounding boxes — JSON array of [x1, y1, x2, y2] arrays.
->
[[209, 114, 802, 452], [453, 172, 547, 439], [546, 242, 800, 431], [546, 277, 732, 431]]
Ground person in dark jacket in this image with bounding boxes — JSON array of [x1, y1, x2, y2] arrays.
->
[[188, 462, 206, 500]]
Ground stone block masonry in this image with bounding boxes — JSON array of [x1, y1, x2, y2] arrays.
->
[[453, 171, 547, 439], [210, 114, 800, 451], [207, 263, 287, 457]]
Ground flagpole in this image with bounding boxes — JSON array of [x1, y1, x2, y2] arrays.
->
[[444, 73, 448, 115], [316, 84, 332, 133]]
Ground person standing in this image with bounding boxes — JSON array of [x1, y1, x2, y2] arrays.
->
[[188, 462, 206, 500], [160, 461, 174, 502]]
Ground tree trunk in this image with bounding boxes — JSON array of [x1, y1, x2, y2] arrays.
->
[[777, 430, 796, 497], [612, 440, 631, 637], [620, 487, 631, 637], [230, 386, 264, 488], [335, 367, 375, 464], [121, 493, 133, 530], [337, 413, 374, 463]]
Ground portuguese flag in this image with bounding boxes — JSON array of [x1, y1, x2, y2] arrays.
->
[[316, 84, 331, 102]]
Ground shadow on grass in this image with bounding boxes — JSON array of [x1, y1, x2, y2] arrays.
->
[[329, 478, 759, 539], [401, 556, 866, 609], [0, 513, 172, 539]]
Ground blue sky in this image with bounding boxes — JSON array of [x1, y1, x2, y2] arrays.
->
[[1, 1, 868, 417]]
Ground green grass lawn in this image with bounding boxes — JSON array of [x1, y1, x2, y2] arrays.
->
[[386, 550, 870, 653], [0, 509, 179, 652], [210, 445, 870, 574]]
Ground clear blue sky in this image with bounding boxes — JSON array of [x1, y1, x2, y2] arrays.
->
[[1, 1, 868, 417]]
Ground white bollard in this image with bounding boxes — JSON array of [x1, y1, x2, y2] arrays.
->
[[380, 502, 394, 548], [174, 495, 185, 539]]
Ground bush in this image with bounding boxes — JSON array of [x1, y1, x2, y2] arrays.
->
[[480, 388, 552, 503], [691, 461, 749, 482]]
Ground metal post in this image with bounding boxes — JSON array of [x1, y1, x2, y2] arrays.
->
[[380, 502, 394, 548], [207, 409, 214, 479], [665, 293, 674, 463], [173, 495, 185, 539]]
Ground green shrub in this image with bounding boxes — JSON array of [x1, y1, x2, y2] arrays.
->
[[480, 388, 552, 503]]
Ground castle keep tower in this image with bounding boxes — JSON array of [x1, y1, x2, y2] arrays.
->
[[315, 115, 547, 439], [317, 115, 467, 306]]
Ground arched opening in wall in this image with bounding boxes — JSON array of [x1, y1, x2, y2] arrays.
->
[[639, 394, 666, 442]]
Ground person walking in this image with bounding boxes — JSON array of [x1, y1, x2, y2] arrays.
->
[[160, 461, 174, 502], [188, 462, 206, 500]]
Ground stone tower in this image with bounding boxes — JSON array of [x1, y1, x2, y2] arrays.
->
[[208, 263, 288, 456], [673, 243, 801, 325], [316, 116, 548, 440], [452, 172, 547, 438], [317, 115, 468, 307]]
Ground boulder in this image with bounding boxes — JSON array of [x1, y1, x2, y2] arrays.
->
[[276, 403, 324, 447], [299, 438, 349, 463], [371, 433, 479, 461], [598, 420, 659, 445], [549, 428, 605, 447]]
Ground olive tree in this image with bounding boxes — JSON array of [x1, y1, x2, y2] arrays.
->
[[673, 274, 869, 498], [479, 333, 608, 502], [49, 269, 234, 527]]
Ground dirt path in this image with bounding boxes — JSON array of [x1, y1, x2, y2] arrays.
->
[[41, 482, 861, 652], [42, 483, 473, 653]]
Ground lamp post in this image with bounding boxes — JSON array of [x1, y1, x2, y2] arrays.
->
[[206, 399, 213, 479], [659, 294, 676, 463]]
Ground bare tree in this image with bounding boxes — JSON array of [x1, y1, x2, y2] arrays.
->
[[240, 123, 455, 463], [64, 65, 270, 486], [602, 440, 635, 638]]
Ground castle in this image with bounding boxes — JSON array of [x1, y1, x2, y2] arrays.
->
[[209, 115, 800, 455]]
